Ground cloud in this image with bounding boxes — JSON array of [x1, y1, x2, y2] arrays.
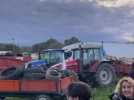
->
[[0, 0, 134, 45], [37, 0, 94, 4], [121, 32, 134, 42], [95, 0, 134, 8], [38, 0, 79, 3]]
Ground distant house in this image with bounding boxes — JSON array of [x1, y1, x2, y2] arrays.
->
[[0, 51, 13, 56], [31, 53, 39, 60]]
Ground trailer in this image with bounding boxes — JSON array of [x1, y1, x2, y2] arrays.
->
[[0, 76, 74, 100]]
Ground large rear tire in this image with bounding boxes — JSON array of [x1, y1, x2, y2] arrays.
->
[[23, 68, 45, 80], [95, 63, 116, 86], [60, 70, 78, 81], [45, 69, 61, 80], [0, 97, 5, 100]]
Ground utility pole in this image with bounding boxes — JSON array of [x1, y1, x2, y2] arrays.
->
[[12, 38, 15, 53], [101, 40, 104, 49]]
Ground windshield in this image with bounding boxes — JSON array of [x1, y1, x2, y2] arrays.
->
[[39, 50, 64, 66]]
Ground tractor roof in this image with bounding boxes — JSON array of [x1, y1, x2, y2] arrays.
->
[[63, 42, 103, 51], [42, 49, 64, 52]]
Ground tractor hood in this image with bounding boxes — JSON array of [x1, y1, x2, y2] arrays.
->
[[25, 60, 47, 69]]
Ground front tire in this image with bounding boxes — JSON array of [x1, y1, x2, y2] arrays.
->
[[36, 95, 52, 100], [95, 63, 116, 86], [0, 97, 5, 100]]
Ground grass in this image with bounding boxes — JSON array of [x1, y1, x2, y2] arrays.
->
[[91, 85, 115, 100], [5, 97, 29, 100]]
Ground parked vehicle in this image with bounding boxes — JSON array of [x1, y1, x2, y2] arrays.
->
[[63, 42, 116, 86], [0, 51, 32, 71], [0, 76, 74, 100], [23, 59, 48, 80], [39, 42, 133, 86], [39, 49, 64, 66], [24, 59, 47, 69], [0, 51, 76, 100], [0, 56, 25, 71]]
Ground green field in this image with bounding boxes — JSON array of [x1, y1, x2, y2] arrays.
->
[[91, 85, 115, 100]]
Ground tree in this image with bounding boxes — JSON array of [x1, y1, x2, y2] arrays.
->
[[20, 46, 32, 52], [0, 43, 20, 52], [32, 38, 63, 52], [64, 36, 80, 46]]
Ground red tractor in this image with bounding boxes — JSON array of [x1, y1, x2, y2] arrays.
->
[[39, 42, 133, 86], [63, 42, 117, 86]]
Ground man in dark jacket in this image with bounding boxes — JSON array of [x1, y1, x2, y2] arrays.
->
[[129, 63, 134, 79]]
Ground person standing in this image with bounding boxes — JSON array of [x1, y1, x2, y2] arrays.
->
[[66, 81, 91, 100], [129, 63, 134, 79], [110, 77, 134, 100]]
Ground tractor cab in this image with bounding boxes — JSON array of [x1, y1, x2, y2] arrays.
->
[[63, 42, 106, 72], [39, 49, 65, 67]]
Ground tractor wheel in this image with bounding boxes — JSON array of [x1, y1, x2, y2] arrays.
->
[[45, 69, 61, 80], [0, 67, 23, 80], [23, 68, 45, 80], [95, 63, 116, 86], [0, 97, 5, 100], [36, 95, 52, 100], [61, 70, 79, 81]]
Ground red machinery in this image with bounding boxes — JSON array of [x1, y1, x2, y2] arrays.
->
[[39, 42, 133, 86], [0, 76, 74, 100], [63, 43, 133, 86], [0, 52, 32, 71], [0, 57, 25, 71]]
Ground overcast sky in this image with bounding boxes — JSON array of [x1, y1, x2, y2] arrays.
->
[[0, 0, 134, 46]]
